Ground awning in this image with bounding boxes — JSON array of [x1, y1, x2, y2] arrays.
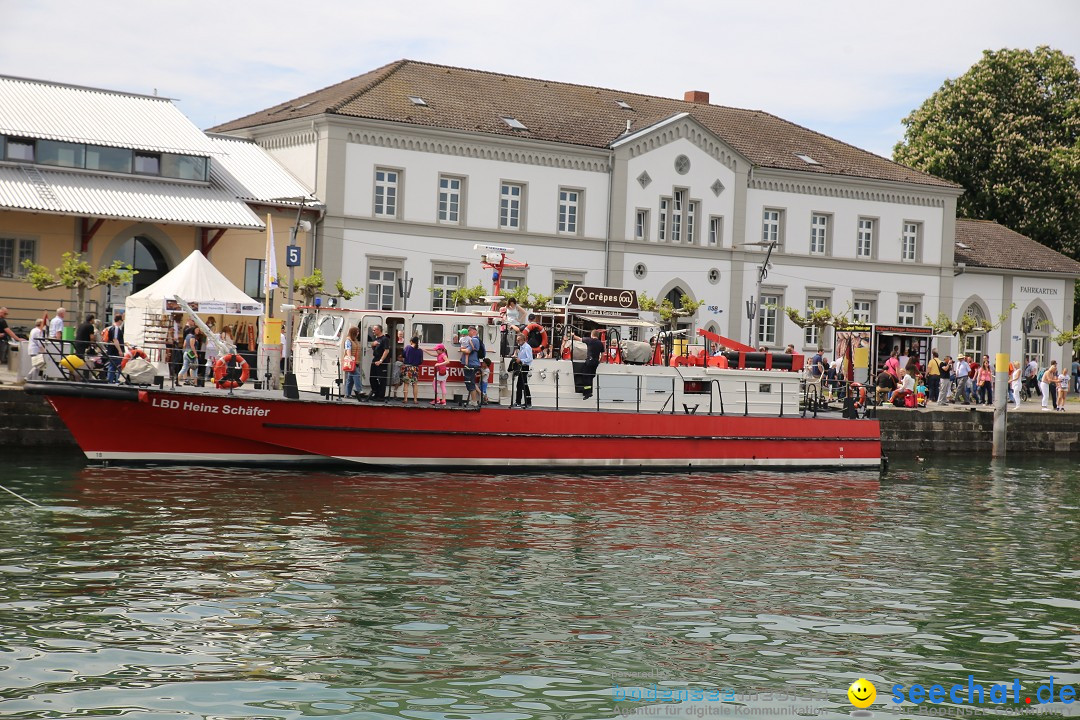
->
[[578, 314, 659, 328]]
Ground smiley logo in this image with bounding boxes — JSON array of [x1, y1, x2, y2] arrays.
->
[[848, 678, 876, 708]]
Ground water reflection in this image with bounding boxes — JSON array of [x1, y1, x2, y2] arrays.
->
[[0, 456, 1076, 719]]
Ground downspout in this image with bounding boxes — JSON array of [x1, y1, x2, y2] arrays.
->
[[605, 149, 615, 286], [310, 119, 320, 271]]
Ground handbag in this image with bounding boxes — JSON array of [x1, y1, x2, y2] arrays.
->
[[342, 354, 356, 372]]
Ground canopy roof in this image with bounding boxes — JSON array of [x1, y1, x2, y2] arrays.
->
[[125, 250, 263, 346]]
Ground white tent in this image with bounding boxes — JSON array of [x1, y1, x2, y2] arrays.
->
[[124, 250, 263, 346]]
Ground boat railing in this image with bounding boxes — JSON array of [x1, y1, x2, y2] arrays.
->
[[801, 376, 878, 419]]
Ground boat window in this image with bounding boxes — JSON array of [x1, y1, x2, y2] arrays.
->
[[315, 315, 344, 340], [412, 323, 443, 345], [298, 313, 316, 338]]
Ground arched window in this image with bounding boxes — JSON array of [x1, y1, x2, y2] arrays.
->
[[664, 285, 695, 335], [1025, 307, 1049, 367], [962, 303, 986, 361], [110, 236, 169, 317]]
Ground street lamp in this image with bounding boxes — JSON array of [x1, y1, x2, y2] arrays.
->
[[739, 240, 778, 347]]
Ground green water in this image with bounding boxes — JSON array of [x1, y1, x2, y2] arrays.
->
[[0, 455, 1077, 719]]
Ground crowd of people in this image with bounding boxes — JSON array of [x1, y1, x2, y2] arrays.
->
[[863, 346, 1076, 411]]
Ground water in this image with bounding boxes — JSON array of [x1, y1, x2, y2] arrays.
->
[[0, 455, 1077, 719]]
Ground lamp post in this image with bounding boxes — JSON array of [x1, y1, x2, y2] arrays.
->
[[740, 240, 778, 347]]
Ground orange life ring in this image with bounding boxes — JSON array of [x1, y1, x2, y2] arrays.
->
[[120, 348, 147, 369], [524, 323, 548, 349], [214, 353, 250, 389], [851, 382, 867, 408]]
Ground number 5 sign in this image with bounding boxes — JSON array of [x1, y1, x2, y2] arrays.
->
[[286, 245, 301, 267]]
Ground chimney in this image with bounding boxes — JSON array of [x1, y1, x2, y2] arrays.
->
[[684, 90, 710, 104]]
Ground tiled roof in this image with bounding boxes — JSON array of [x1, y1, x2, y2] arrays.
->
[[0, 164, 262, 229], [208, 135, 313, 205], [955, 219, 1080, 275], [0, 75, 219, 156], [210, 59, 958, 189]]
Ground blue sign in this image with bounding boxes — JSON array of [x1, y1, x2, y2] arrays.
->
[[286, 245, 301, 267]]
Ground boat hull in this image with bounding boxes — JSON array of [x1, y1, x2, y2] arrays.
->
[[28, 383, 882, 470]]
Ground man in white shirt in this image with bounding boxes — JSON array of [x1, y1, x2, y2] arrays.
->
[[49, 307, 66, 339], [513, 332, 533, 408], [28, 318, 46, 379], [954, 356, 972, 405]]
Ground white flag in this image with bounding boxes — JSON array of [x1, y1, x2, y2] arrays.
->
[[265, 213, 279, 293]]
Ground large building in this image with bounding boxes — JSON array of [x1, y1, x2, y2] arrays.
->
[[0, 75, 317, 331], [210, 59, 1079, 367]]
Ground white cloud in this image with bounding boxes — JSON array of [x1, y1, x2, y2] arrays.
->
[[1, 0, 1077, 158]]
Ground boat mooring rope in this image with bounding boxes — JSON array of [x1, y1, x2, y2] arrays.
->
[[0, 483, 43, 508]]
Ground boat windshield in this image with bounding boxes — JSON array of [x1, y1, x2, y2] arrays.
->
[[314, 315, 344, 340], [298, 313, 317, 338]]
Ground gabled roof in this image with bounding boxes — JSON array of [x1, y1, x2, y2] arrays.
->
[[211, 59, 958, 189], [955, 219, 1080, 275], [0, 75, 219, 156], [208, 135, 313, 205]]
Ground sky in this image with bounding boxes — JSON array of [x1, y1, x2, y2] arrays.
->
[[2, 1, 1079, 160]]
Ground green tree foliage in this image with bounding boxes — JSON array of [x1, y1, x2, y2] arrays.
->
[[639, 292, 704, 328], [22, 252, 136, 321], [292, 268, 361, 305], [924, 306, 1014, 353], [894, 47, 1080, 257], [782, 303, 858, 336]]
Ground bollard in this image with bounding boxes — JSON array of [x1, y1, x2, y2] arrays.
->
[[992, 353, 1009, 458]]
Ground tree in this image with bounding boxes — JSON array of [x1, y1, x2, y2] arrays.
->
[[924, 306, 1013, 354], [292, 268, 361, 305], [894, 47, 1080, 258], [22, 252, 136, 322], [639, 292, 704, 330], [783, 303, 859, 342]]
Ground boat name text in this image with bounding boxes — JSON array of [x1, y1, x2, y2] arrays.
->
[[151, 397, 270, 417]]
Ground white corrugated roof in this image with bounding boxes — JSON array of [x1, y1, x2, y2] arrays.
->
[[208, 135, 313, 204], [0, 75, 219, 156], [0, 164, 262, 229]]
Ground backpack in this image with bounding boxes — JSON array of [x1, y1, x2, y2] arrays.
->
[[475, 335, 486, 360]]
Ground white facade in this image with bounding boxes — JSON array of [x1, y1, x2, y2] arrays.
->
[[225, 110, 1077, 370]]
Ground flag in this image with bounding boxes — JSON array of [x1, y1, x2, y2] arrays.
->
[[264, 213, 279, 295]]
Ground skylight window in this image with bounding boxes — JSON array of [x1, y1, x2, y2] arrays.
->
[[616, 100, 632, 110], [501, 116, 528, 131], [795, 153, 821, 165], [408, 96, 427, 106], [956, 242, 970, 249], [294, 101, 313, 110]]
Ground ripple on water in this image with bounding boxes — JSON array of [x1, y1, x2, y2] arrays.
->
[[0, 457, 1076, 719]]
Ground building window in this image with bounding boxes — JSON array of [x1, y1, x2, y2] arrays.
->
[[367, 268, 397, 311], [805, 296, 828, 347], [758, 293, 781, 347], [86, 145, 133, 174], [431, 272, 461, 311], [635, 209, 649, 241], [499, 274, 523, 293], [852, 299, 874, 324], [898, 302, 918, 326], [671, 190, 684, 242], [687, 201, 699, 244], [552, 273, 584, 307], [37, 140, 85, 169], [658, 198, 669, 241], [374, 168, 399, 218], [762, 209, 782, 248], [244, 258, 265, 300], [902, 222, 919, 262], [134, 152, 160, 175], [500, 183, 523, 229], [708, 216, 722, 247], [810, 214, 828, 255], [857, 218, 875, 258], [558, 188, 580, 234], [438, 176, 462, 224], [5, 138, 34, 162], [0, 238, 36, 278]]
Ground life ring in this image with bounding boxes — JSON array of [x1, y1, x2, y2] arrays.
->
[[851, 382, 866, 408], [121, 347, 147, 369], [214, 353, 250, 389], [524, 323, 548, 349]]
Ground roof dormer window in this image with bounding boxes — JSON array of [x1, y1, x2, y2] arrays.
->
[[5, 137, 34, 162], [501, 116, 527, 131]]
